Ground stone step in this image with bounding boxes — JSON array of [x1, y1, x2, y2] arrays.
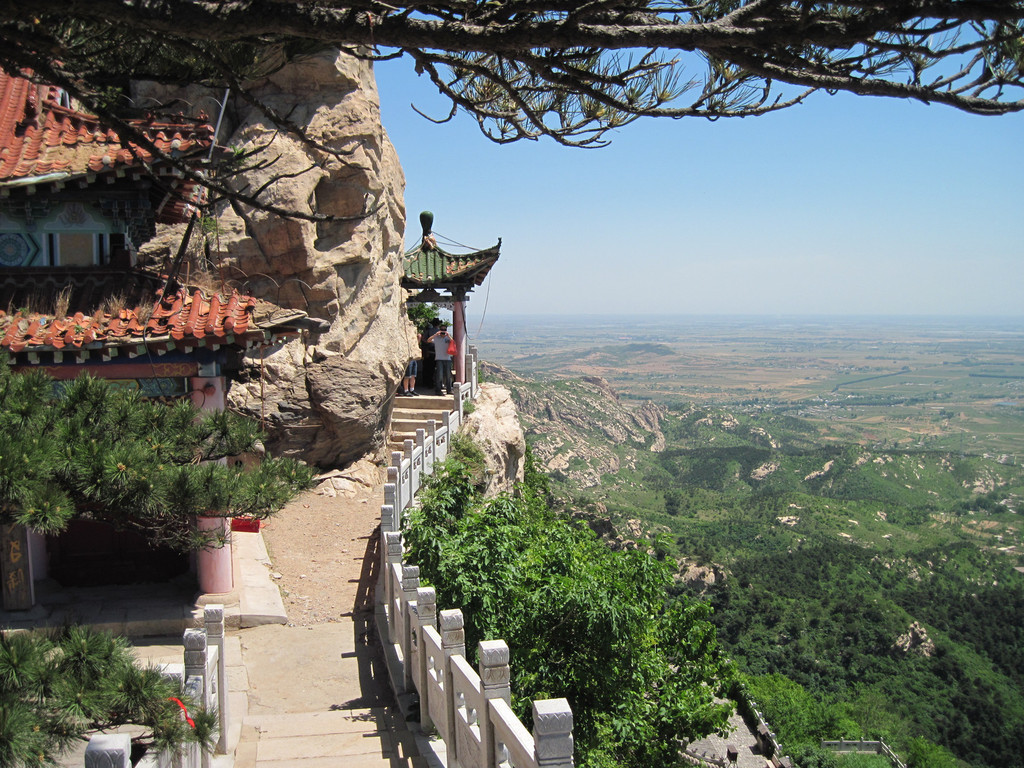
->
[[392, 409, 447, 423], [394, 395, 452, 410], [238, 709, 426, 767], [391, 419, 431, 434], [388, 434, 418, 451]]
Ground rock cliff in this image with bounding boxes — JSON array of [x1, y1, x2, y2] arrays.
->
[[459, 383, 527, 497], [136, 50, 414, 467], [481, 362, 667, 488]]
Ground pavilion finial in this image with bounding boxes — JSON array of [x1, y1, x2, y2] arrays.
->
[[420, 211, 437, 250]]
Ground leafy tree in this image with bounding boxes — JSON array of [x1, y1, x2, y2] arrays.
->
[[403, 451, 734, 768], [0, 367, 313, 550], [407, 302, 440, 334], [0, 626, 215, 768], [903, 737, 966, 768]]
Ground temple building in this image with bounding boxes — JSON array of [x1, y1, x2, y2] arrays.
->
[[0, 70, 320, 605]]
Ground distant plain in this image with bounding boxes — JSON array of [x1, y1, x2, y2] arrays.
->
[[476, 315, 1024, 457]]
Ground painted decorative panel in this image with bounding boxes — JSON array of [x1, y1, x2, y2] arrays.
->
[[0, 232, 41, 266]]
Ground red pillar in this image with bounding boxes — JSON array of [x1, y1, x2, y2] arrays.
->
[[453, 296, 467, 384], [190, 376, 225, 411]]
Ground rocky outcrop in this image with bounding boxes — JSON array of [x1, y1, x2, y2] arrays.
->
[[459, 383, 526, 497], [677, 559, 727, 595], [483, 362, 666, 489], [893, 621, 936, 657], [136, 50, 413, 467], [313, 458, 385, 497]]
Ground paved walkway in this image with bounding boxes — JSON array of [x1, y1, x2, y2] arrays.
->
[[3, 524, 431, 767], [684, 705, 772, 768]]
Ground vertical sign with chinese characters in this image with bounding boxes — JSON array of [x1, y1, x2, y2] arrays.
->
[[1, 524, 34, 610]]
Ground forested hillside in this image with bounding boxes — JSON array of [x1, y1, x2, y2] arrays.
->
[[489, 364, 1024, 768]]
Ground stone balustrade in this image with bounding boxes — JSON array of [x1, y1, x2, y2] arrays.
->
[[821, 739, 906, 768], [85, 605, 229, 768], [378, 347, 575, 768]]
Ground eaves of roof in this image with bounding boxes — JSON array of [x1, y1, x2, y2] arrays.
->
[[0, 271, 311, 358], [0, 70, 214, 186], [402, 242, 500, 291]]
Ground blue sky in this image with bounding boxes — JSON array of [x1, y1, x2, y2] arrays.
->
[[374, 57, 1023, 318]]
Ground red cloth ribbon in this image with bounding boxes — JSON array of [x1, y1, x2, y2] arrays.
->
[[168, 697, 196, 729]]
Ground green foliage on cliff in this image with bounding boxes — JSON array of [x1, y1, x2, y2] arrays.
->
[[643, 412, 1024, 768], [403, 449, 734, 768], [0, 367, 314, 550]]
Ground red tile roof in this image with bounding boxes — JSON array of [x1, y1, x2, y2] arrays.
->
[[0, 70, 214, 183], [0, 270, 302, 355]]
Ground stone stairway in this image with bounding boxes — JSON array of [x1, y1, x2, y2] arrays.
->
[[389, 394, 452, 452], [237, 709, 426, 768]]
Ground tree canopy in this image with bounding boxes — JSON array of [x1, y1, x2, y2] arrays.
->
[[0, 367, 314, 551], [1, 1, 1022, 148], [402, 440, 734, 768]]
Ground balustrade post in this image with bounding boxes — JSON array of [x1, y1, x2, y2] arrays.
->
[[414, 429, 426, 496], [384, 483, 397, 516], [183, 627, 208, 699], [415, 586, 437, 732], [378, 503, 396, 601], [533, 698, 574, 768], [400, 442, 414, 507], [184, 627, 211, 768], [383, 531, 403, 642], [440, 415, 452, 456], [440, 608, 466, 768], [401, 564, 420, 691], [381, 504, 396, 535], [479, 640, 511, 768], [425, 420, 437, 474], [204, 604, 229, 755], [85, 733, 132, 768], [453, 382, 463, 420], [387, 466, 402, 515]]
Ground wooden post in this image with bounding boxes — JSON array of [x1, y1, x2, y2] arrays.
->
[[453, 295, 467, 384]]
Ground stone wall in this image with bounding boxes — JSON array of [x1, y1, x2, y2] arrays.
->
[[136, 49, 415, 467]]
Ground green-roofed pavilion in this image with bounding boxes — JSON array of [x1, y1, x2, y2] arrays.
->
[[403, 241, 500, 292], [403, 211, 500, 387]]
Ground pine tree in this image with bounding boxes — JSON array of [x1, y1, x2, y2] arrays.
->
[[0, 625, 216, 767], [0, 366, 314, 551]]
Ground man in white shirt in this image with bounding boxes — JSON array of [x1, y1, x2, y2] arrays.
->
[[428, 322, 453, 395]]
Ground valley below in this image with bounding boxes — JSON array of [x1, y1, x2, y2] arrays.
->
[[477, 314, 1024, 768]]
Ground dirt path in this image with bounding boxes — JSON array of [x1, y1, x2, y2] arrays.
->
[[260, 482, 381, 626], [238, 481, 396, 715]]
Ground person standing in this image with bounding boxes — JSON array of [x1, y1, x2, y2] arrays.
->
[[428, 322, 454, 395], [402, 356, 419, 395], [420, 318, 439, 390]]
